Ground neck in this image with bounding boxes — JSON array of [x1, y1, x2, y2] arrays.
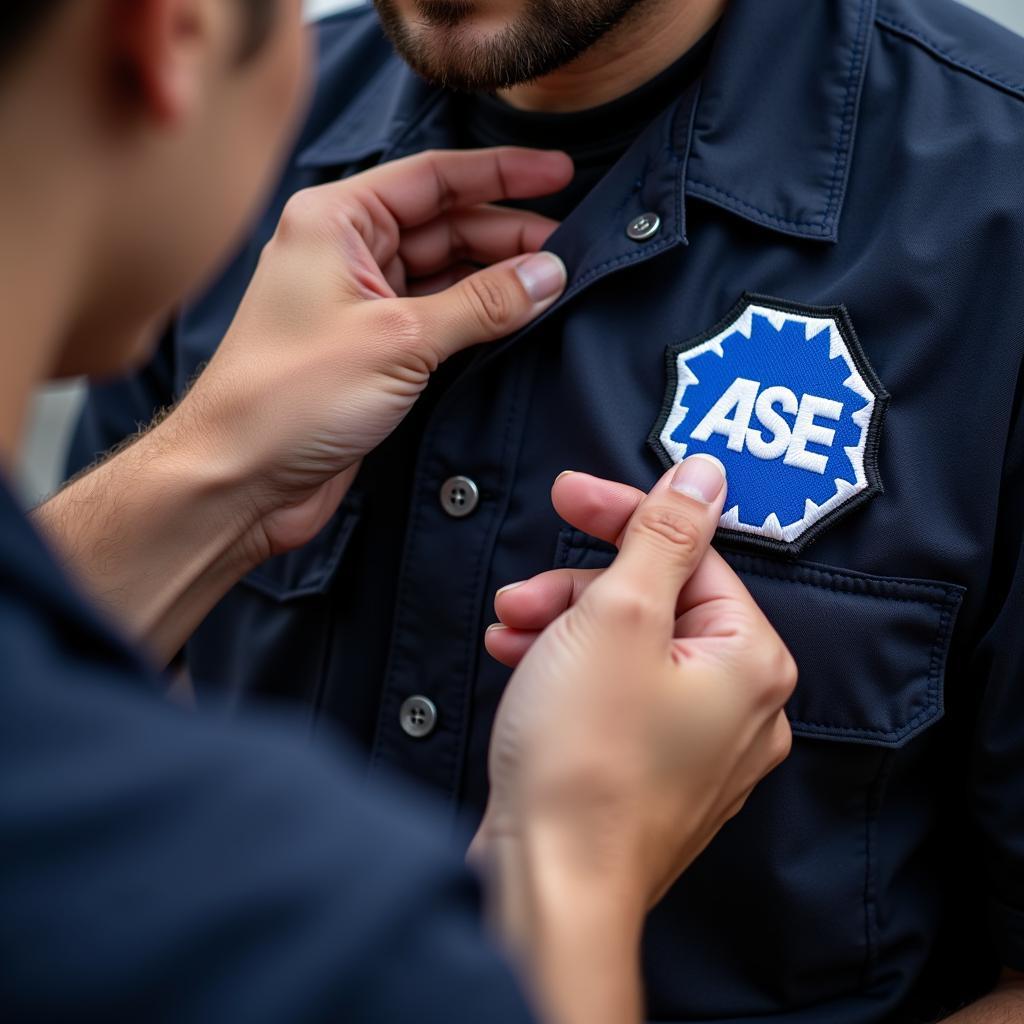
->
[[0, 48, 96, 470], [0, 215, 73, 471], [501, 0, 725, 113]]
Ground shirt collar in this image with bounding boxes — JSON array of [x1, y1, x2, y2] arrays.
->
[[297, 0, 874, 244], [685, 0, 875, 243]]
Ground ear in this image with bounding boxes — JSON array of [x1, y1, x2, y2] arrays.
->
[[109, 0, 224, 124]]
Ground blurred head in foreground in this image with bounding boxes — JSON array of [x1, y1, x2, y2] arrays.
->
[[0, 0, 309, 378]]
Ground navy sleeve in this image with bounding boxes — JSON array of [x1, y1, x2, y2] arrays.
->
[[66, 325, 178, 477], [0, 659, 536, 1023], [970, 376, 1024, 972]]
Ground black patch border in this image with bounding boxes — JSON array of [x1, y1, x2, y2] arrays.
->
[[647, 292, 890, 557]]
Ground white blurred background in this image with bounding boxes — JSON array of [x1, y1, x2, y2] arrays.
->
[[18, 0, 1024, 504]]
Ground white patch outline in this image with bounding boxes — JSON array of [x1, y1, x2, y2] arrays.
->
[[659, 303, 877, 545]]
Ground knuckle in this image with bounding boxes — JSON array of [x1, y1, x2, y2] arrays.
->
[[463, 274, 514, 332], [632, 505, 704, 560], [591, 583, 660, 628], [462, 272, 512, 331]]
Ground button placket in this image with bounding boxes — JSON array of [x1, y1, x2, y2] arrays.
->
[[368, 351, 539, 808]]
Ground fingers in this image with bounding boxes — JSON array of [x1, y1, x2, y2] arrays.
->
[[494, 568, 602, 630], [548, 470, 774, 640], [550, 472, 645, 545], [587, 456, 727, 629], [486, 569, 601, 667], [406, 251, 567, 358], [347, 148, 574, 229], [398, 205, 560, 282], [484, 625, 539, 668]]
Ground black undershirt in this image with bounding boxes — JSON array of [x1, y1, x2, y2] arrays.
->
[[455, 29, 716, 220]]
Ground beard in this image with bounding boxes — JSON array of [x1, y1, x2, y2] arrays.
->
[[373, 0, 654, 92]]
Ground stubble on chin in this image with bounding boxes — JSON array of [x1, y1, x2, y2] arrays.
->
[[373, 0, 649, 93]]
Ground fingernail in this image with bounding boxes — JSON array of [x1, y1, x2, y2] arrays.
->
[[486, 623, 508, 633], [516, 252, 567, 303], [671, 454, 726, 504], [556, 470, 574, 481], [496, 581, 526, 597]]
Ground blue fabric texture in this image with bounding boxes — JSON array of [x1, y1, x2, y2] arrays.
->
[[66, 0, 1024, 1020]]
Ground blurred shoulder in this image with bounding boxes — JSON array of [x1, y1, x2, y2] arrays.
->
[[875, 0, 1024, 106]]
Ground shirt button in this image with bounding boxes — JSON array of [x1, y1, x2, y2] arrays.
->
[[440, 475, 480, 518], [400, 695, 438, 739], [626, 212, 661, 241]]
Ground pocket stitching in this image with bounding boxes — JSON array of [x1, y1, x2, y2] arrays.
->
[[725, 558, 961, 606]]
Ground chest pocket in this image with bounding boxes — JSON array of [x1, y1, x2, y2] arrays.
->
[[554, 528, 962, 746], [186, 504, 361, 713], [553, 526, 965, 1010]]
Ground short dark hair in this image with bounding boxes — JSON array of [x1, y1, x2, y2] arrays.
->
[[0, 3, 66, 70], [0, 0, 277, 71]]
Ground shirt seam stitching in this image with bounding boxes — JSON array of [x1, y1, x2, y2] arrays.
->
[[875, 13, 1024, 102], [823, 0, 872, 230]]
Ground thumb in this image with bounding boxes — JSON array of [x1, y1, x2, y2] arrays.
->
[[590, 456, 728, 626], [408, 251, 567, 359]]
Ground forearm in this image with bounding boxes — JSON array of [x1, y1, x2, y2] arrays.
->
[[942, 971, 1024, 1021], [480, 827, 646, 1024], [34, 401, 266, 665]]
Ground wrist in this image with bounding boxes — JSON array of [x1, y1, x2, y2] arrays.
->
[[516, 818, 648, 943], [480, 824, 646, 1024], [146, 403, 270, 573]]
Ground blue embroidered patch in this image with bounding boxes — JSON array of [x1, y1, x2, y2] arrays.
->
[[649, 294, 888, 554]]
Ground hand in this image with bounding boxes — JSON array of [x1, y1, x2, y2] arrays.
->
[[173, 147, 572, 560], [474, 458, 796, 917]]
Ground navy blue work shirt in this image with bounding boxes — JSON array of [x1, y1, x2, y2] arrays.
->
[[69, 1, 1024, 1020], [0, 480, 534, 1022]]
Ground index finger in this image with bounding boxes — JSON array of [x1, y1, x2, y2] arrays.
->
[[344, 148, 574, 229], [550, 472, 644, 546]]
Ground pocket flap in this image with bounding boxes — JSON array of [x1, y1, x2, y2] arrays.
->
[[724, 553, 963, 747], [553, 528, 965, 749], [240, 503, 360, 602]]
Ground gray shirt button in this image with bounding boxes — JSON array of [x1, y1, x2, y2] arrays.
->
[[400, 695, 438, 739], [626, 212, 661, 241], [440, 476, 480, 518]]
